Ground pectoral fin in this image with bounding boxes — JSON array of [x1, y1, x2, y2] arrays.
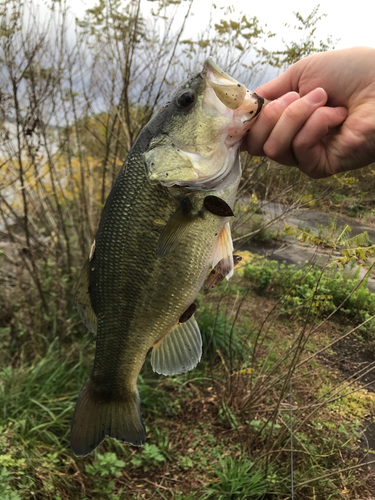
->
[[151, 314, 202, 376], [74, 259, 97, 334], [157, 198, 196, 258]]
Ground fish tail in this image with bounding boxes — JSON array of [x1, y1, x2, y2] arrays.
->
[[70, 378, 146, 457]]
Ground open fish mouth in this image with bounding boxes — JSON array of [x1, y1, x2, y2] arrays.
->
[[178, 59, 268, 189], [203, 57, 267, 116], [144, 57, 269, 190]]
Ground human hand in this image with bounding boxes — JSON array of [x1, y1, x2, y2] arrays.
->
[[245, 47, 375, 178]]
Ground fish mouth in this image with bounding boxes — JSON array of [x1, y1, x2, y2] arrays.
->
[[161, 60, 269, 190], [203, 57, 247, 110], [203, 57, 268, 115], [146, 59, 270, 191]]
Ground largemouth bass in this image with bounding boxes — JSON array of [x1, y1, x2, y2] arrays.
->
[[71, 58, 267, 456]]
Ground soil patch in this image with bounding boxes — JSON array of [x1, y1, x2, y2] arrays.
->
[[323, 332, 375, 467]]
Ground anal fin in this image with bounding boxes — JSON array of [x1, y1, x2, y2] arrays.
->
[[151, 314, 202, 376]]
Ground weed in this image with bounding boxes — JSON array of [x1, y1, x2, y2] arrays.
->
[[169, 493, 198, 500], [249, 418, 282, 438], [130, 443, 166, 471], [347, 203, 366, 218], [218, 402, 239, 430], [86, 452, 126, 477], [202, 456, 278, 499], [243, 255, 375, 334], [86, 452, 126, 498], [0, 467, 23, 500], [331, 193, 347, 204], [179, 455, 194, 470]]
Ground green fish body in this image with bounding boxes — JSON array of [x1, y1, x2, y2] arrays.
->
[[71, 58, 266, 456]]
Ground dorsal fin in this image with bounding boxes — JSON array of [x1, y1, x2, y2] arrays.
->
[[151, 314, 202, 376], [74, 259, 97, 334]]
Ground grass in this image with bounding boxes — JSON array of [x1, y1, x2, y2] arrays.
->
[[1, 255, 375, 499], [0, 340, 92, 499], [196, 305, 250, 366], [201, 456, 279, 499]]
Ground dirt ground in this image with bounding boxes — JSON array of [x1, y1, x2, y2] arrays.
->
[[323, 330, 375, 472]]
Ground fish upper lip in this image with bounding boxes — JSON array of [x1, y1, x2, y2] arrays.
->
[[202, 59, 270, 115], [202, 57, 247, 110], [203, 57, 239, 85]]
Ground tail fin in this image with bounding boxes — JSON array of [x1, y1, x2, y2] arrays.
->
[[70, 379, 146, 457]]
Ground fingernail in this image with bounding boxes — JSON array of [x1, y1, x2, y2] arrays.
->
[[280, 92, 299, 106], [306, 88, 326, 104]]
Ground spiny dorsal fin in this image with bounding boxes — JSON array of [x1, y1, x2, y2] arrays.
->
[[151, 314, 202, 376], [74, 259, 97, 334], [204, 195, 234, 217], [206, 254, 242, 290], [157, 197, 196, 258], [89, 239, 96, 261]]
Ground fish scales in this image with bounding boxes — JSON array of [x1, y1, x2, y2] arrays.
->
[[71, 57, 267, 456], [91, 156, 229, 381]]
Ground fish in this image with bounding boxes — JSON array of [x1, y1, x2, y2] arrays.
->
[[71, 57, 267, 457]]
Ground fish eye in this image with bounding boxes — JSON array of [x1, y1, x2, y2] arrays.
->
[[177, 91, 195, 108]]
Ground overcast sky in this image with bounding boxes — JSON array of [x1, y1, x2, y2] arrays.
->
[[70, 0, 375, 51], [182, 0, 374, 51], [201, 0, 375, 51], [62, 0, 374, 90]]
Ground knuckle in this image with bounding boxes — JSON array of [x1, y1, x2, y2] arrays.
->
[[263, 139, 281, 160], [282, 104, 301, 124], [293, 133, 309, 151], [258, 100, 285, 127]]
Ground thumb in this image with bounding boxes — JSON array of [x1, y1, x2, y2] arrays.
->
[[255, 63, 303, 100]]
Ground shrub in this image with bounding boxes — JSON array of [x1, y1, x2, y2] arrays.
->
[[243, 257, 375, 332]]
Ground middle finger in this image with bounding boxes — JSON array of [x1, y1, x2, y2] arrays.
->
[[263, 87, 328, 166]]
